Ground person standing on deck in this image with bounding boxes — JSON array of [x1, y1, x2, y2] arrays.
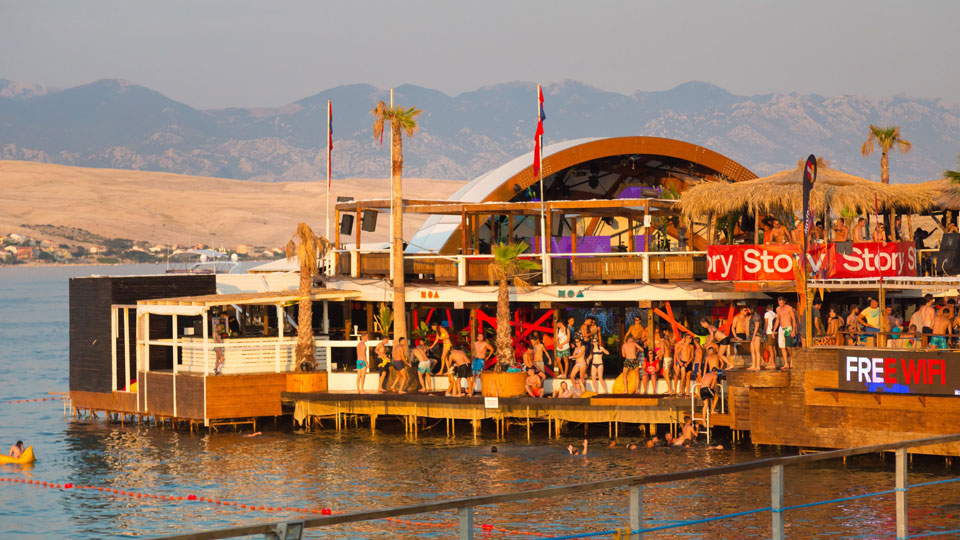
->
[[748, 306, 764, 371], [472, 335, 493, 380], [659, 330, 675, 395], [413, 344, 434, 393], [621, 335, 642, 393], [375, 339, 390, 393], [448, 349, 472, 397], [675, 334, 693, 395], [846, 305, 862, 343], [919, 294, 937, 346], [790, 219, 804, 245], [768, 219, 789, 243], [569, 338, 588, 389], [554, 319, 571, 378], [429, 322, 453, 375], [213, 314, 226, 375], [833, 218, 849, 242], [852, 217, 867, 242], [356, 333, 369, 394], [641, 348, 659, 395], [931, 307, 953, 350], [858, 298, 882, 345], [773, 297, 798, 370], [389, 337, 410, 394], [530, 333, 552, 375], [626, 316, 644, 343], [763, 305, 777, 369]]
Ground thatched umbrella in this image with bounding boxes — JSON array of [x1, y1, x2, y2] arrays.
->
[[680, 165, 937, 219], [917, 178, 960, 210]]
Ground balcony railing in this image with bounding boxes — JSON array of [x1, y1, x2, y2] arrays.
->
[[330, 249, 707, 285]]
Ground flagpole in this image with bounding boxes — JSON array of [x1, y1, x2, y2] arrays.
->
[[389, 88, 394, 281], [537, 84, 551, 285], [326, 99, 332, 242]]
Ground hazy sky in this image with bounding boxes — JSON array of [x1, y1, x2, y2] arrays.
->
[[2, 0, 958, 109]]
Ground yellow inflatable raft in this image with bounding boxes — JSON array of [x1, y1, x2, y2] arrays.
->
[[0, 446, 35, 465]]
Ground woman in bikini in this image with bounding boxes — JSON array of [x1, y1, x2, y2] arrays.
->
[[590, 337, 608, 394], [554, 319, 571, 378], [568, 338, 588, 389]]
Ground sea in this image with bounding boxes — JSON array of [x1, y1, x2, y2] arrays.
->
[[0, 264, 957, 539]]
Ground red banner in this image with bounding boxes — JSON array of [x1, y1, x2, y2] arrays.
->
[[707, 242, 917, 281]]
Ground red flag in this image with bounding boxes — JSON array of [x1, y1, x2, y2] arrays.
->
[[533, 85, 545, 176], [327, 100, 333, 188]]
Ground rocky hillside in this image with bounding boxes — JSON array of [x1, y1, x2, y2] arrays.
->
[[1, 78, 958, 182]]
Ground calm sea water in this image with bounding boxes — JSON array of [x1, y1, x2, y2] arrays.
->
[[0, 264, 958, 539]]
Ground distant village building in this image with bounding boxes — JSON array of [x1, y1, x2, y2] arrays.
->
[[15, 246, 36, 260], [236, 244, 250, 255], [6, 233, 24, 243]]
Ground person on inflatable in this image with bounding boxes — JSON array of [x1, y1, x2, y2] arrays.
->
[[9, 441, 24, 459]]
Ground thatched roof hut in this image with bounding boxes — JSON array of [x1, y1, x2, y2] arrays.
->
[[916, 178, 960, 210], [679, 165, 938, 219]]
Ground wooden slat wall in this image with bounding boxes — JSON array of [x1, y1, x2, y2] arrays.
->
[[745, 348, 960, 456], [70, 390, 138, 413], [205, 373, 286, 419], [69, 275, 216, 393], [145, 371, 174, 416], [176, 375, 204, 419]]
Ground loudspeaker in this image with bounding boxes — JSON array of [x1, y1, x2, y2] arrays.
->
[[361, 210, 378, 232], [339, 214, 354, 235], [938, 232, 960, 275]]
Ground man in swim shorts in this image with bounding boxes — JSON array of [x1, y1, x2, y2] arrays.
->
[[412, 344, 434, 393], [389, 337, 410, 393], [375, 339, 390, 393], [472, 335, 493, 380], [774, 296, 798, 370], [448, 349, 472, 396], [356, 332, 369, 394]]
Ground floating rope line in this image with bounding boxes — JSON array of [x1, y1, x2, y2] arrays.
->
[[2, 396, 68, 404]]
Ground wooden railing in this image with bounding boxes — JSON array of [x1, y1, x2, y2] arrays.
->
[[155, 433, 960, 540], [338, 250, 707, 285]]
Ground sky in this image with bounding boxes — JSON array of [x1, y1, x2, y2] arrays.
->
[[1, 0, 958, 109]]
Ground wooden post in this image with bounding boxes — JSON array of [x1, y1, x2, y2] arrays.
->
[[570, 217, 578, 260], [754, 209, 760, 244], [508, 214, 514, 244], [472, 214, 479, 254], [355, 204, 363, 252], [172, 314, 178, 418], [896, 448, 908, 539], [461, 208, 468, 254], [771, 465, 784, 540], [628, 217, 635, 252], [629, 485, 643, 540], [111, 307, 118, 392], [879, 282, 887, 348], [202, 309, 209, 376], [490, 215, 496, 246], [706, 212, 716, 247], [123, 308, 131, 391], [276, 304, 283, 373], [686, 217, 694, 252]]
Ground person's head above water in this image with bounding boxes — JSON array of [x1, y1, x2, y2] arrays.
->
[[490, 446, 498, 453]]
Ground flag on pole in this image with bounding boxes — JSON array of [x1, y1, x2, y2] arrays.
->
[[533, 85, 546, 176], [327, 100, 333, 187]]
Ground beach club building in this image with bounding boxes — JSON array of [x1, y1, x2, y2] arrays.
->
[[68, 135, 960, 455]]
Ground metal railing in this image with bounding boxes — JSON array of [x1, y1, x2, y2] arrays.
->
[[154, 433, 960, 540]]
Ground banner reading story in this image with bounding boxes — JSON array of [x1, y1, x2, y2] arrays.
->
[[839, 349, 960, 396], [706, 242, 917, 281]]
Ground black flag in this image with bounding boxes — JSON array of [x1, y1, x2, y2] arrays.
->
[[802, 154, 818, 268]]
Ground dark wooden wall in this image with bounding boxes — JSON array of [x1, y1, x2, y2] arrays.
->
[[69, 275, 216, 392]]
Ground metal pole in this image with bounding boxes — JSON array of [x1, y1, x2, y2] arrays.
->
[[771, 465, 784, 540], [326, 99, 332, 241], [458, 506, 474, 540], [389, 88, 394, 282], [629, 485, 643, 540], [537, 84, 551, 285], [896, 448, 908, 539]]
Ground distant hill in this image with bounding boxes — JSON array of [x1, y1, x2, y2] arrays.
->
[[1, 78, 958, 182]]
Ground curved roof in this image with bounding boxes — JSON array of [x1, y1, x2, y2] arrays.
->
[[408, 136, 756, 253]]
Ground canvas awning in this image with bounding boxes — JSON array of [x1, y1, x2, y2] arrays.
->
[[137, 288, 361, 316]]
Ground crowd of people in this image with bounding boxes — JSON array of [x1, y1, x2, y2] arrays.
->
[[817, 293, 959, 350], [756, 214, 923, 245]]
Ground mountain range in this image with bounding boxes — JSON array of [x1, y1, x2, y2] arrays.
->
[[2, 78, 958, 182]]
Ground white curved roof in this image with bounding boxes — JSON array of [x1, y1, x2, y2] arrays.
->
[[408, 137, 601, 253]]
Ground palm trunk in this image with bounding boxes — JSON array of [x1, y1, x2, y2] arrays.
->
[[881, 151, 890, 184], [296, 270, 314, 367], [495, 277, 513, 370], [391, 123, 407, 341]]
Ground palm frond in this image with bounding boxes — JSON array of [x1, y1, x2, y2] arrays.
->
[[370, 101, 387, 141]]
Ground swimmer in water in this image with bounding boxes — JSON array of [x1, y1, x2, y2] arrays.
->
[[567, 439, 589, 455]]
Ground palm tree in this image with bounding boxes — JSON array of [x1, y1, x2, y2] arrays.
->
[[285, 222, 330, 370], [945, 154, 960, 185], [488, 242, 541, 370], [861, 125, 912, 184], [371, 100, 422, 342]]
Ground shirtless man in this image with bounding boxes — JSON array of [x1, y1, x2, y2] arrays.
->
[[472, 335, 493, 380], [389, 337, 410, 393], [748, 307, 764, 371], [790, 219, 804, 245], [659, 330, 675, 395], [768, 219, 789, 244], [429, 322, 454, 374], [833, 218, 849, 242], [674, 334, 693, 395], [700, 319, 733, 368], [931, 307, 953, 350], [672, 416, 701, 447], [8, 440, 24, 459], [846, 305, 861, 343], [732, 306, 751, 340], [355, 332, 369, 394], [412, 344, 434, 393], [530, 333, 552, 374], [699, 369, 720, 418], [774, 297, 798, 370], [448, 348, 472, 396], [626, 316, 645, 343], [620, 335, 642, 389], [375, 339, 390, 393], [852, 217, 867, 242], [525, 367, 545, 397]]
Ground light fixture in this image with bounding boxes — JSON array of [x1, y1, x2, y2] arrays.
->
[[588, 175, 600, 189], [513, 183, 522, 193], [266, 521, 305, 540]]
